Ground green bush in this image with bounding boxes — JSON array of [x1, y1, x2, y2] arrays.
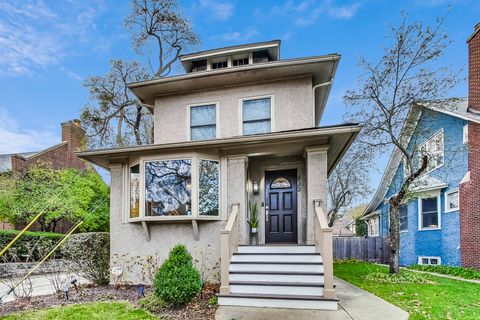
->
[[363, 271, 436, 284], [62, 232, 110, 285], [139, 293, 166, 314], [407, 264, 480, 280], [154, 245, 202, 305], [0, 230, 63, 262]]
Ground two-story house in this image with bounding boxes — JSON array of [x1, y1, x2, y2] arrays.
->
[[79, 40, 361, 310], [362, 25, 480, 269]]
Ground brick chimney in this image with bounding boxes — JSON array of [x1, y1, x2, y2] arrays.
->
[[61, 119, 86, 152], [468, 23, 480, 114]]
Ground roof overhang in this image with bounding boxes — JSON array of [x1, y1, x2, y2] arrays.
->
[[77, 123, 360, 174], [128, 54, 340, 123], [360, 210, 380, 221]]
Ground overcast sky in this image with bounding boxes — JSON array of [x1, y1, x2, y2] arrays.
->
[[0, 0, 478, 191]]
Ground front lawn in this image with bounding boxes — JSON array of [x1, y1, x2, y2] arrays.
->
[[1, 302, 155, 320], [334, 261, 480, 320]]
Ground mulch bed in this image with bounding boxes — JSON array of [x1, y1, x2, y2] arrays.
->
[[0, 283, 219, 319]]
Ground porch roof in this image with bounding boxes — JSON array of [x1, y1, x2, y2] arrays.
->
[[77, 123, 361, 175]]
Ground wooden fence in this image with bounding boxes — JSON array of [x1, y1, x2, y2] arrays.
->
[[333, 236, 390, 264]]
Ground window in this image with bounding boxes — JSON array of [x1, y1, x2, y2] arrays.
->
[[400, 205, 408, 232], [445, 189, 459, 212], [463, 124, 469, 143], [211, 60, 227, 69], [270, 177, 292, 189], [419, 196, 440, 230], [253, 50, 269, 63], [419, 130, 444, 172], [145, 160, 192, 216], [198, 160, 219, 216], [233, 58, 249, 66], [190, 104, 216, 140], [191, 60, 207, 72], [418, 256, 441, 265], [242, 97, 271, 135], [130, 164, 140, 218], [368, 216, 379, 237]]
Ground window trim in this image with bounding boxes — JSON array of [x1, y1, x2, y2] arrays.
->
[[128, 162, 141, 219], [239, 94, 275, 135], [187, 102, 219, 141], [367, 216, 380, 237], [418, 129, 444, 174], [444, 188, 459, 213], [418, 256, 441, 266], [417, 193, 442, 230]]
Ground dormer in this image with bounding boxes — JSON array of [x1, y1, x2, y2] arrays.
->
[[180, 40, 281, 73]]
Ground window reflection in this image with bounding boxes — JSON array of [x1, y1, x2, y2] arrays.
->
[[130, 164, 140, 218], [199, 160, 219, 216]]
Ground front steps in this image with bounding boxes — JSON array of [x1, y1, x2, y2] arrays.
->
[[218, 245, 338, 310]]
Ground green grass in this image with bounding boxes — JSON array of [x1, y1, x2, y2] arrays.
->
[[334, 261, 480, 320], [1, 302, 156, 320], [407, 264, 480, 280]]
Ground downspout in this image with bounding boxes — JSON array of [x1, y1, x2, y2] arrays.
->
[[312, 81, 332, 127]]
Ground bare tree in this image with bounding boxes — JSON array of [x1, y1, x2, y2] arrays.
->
[[125, 0, 200, 78], [344, 13, 461, 273], [81, 0, 200, 148], [328, 142, 372, 227]]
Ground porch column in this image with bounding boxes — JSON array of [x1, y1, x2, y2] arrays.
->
[[226, 154, 248, 245], [304, 146, 328, 245]]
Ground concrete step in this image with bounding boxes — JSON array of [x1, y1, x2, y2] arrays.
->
[[229, 263, 324, 273], [237, 245, 316, 254], [230, 283, 324, 296], [217, 293, 338, 310], [229, 272, 324, 284], [231, 254, 322, 263]]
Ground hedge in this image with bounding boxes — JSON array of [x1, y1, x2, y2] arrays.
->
[[0, 229, 64, 262]]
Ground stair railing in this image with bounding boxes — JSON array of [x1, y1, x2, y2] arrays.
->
[[313, 200, 336, 299], [219, 203, 240, 295]]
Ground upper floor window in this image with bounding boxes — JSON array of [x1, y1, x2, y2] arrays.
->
[[190, 104, 216, 141], [253, 50, 269, 63], [211, 60, 227, 69], [418, 196, 440, 230], [400, 205, 408, 232], [445, 189, 459, 212], [191, 60, 207, 72], [233, 58, 249, 66], [242, 97, 271, 135], [419, 130, 444, 173]]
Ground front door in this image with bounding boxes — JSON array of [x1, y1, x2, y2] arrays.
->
[[265, 169, 297, 243]]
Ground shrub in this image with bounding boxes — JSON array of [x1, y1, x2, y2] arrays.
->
[[154, 245, 202, 305], [0, 230, 64, 262], [62, 232, 110, 285], [139, 293, 166, 314], [363, 271, 436, 284]]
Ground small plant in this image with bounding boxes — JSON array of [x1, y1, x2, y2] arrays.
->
[[208, 295, 218, 306], [154, 244, 202, 306], [139, 293, 166, 314], [248, 202, 259, 233]]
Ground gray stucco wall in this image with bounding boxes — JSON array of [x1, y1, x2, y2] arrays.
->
[[153, 76, 314, 144]]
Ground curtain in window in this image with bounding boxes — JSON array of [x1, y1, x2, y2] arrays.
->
[[191, 105, 216, 140], [243, 98, 271, 135]]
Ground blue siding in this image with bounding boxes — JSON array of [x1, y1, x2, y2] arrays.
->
[[374, 110, 467, 266]]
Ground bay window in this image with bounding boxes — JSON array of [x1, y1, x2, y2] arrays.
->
[[130, 164, 140, 218], [198, 160, 219, 216]]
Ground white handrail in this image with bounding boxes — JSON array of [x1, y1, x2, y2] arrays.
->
[[219, 203, 240, 295], [313, 200, 336, 300]]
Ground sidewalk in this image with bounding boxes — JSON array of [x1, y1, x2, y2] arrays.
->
[[215, 277, 409, 320]]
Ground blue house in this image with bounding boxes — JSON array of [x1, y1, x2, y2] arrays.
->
[[362, 98, 480, 267]]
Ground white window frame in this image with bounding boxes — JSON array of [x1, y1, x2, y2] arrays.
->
[[368, 216, 380, 237], [239, 94, 274, 135], [187, 102, 219, 141], [417, 193, 442, 230], [444, 188, 460, 213], [463, 124, 469, 143], [128, 162, 141, 220], [418, 256, 441, 265], [418, 129, 444, 174]]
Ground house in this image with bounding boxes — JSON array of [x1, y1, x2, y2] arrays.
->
[[78, 40, 360, 310], [0, 119, 89, 232], [332, 216, 356, 237], [362, 24, 480, 268]]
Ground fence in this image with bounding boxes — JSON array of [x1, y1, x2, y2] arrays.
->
[[333, 236, 390, 264]]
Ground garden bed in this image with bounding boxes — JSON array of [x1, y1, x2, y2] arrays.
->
[[0, 283, 218, 319]]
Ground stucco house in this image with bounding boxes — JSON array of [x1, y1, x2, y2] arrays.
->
[[362, 24, 480, 269], [78, 40, 360, 310]]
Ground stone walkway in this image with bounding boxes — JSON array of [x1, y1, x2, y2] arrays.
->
[[215, 277, 409, 320]]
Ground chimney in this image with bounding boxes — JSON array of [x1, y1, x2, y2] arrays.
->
[[61, 119, 86, 152], [468, 23, 480, 114]]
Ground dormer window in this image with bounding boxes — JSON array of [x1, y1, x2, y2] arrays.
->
[[211, 60, 227, 69], [253, 50, 269, 63], [191, 60, 207, 72], [233, 57, 249, 66]]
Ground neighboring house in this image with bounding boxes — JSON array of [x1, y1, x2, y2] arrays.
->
[[332, 216, 355, 237], [0, 119, 88, 232], [362, 24, 480, 268], [78, 40, 360, 310]]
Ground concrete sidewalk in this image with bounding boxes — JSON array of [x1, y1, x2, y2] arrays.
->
[[215, 277, 409, 320]]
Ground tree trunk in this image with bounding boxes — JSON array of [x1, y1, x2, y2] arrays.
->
[[388, 204, 400, 273]]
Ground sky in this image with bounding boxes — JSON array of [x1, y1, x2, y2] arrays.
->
[[0, 0, 479, 192]]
